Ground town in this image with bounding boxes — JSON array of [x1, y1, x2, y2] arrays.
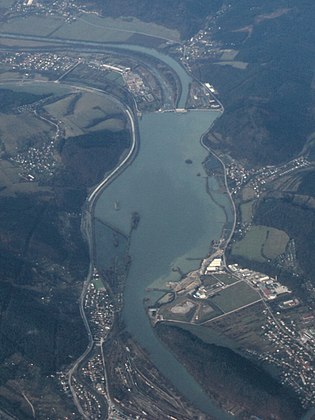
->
[[151, 252, 315, 407]]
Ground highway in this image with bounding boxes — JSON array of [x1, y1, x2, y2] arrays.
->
[[87, 106, 137, 205]]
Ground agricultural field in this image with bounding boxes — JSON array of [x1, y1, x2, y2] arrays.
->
[[241, 186, 256, 201], [0, 113, 52, 155], [159, 279, 259, 325], [210, 281, 261, 313], [232, 225, 289, 262], [53, 17, 132, 44], [240, 201, 254, 224], [0, 15, 62, 37], [219, 50, 239, 61], [1, 0, 15, 6], [211, 272, 239, 285], [44, 91, 126, 138], [53, 14, 180, 43], [0, 82, 130, 199], [0, 13, 179, 44], [93, 277, 105, 290], [215, 61, 248, 70], [194, 302, 223, 324], [205, 301, 270, 352], [4, 81, 67, 96]]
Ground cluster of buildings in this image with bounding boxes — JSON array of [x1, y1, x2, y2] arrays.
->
[[70, 376, 104, 419], [10, 137, 56, 181], [204, 257, 223, 274], [179, 29, 221, 65], [258, 313, 315, 407], [226, 264, 315, 406], [81, 353, 106, 397], [193, 278, 225, 300], [14, 0, 78, 22], [57, 368, 104, 419], [230, 265, 291, 300], [173, 3, 234, 69], [176, 6, 229, 66], [85, 59, 159, 110], [227, 156, 310, 197], [2, 52, 77, 76], [122, 70, 154, 104], [84, 273, 114, 343]]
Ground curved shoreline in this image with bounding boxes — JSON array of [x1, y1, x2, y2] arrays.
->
[[1, 42, 236, 417], [200, 133, 237, 262], [71, 105, 234, 418]]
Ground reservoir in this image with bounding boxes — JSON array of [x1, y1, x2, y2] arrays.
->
[[95, 110, 232, 418], [2, 44, 233, 417]]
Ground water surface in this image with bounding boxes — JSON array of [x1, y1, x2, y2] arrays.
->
[[95, 111, 231, 417]]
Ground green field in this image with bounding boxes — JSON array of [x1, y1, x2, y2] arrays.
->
[[0, 16, 62, 37], [0, 13, 179, 43], [216, 61, 248, 70], [93, 277, 105, 290], [219, 50, 239, 60], [232, 225, 289, 262], [44, 91, 125, 137], [56, 14, 180, 42], [213, 273, 239, 285], [240, 201, 254, 224], [0, 113, 53, 155], [241, 186, 256, 201], [195, 302, 223, 324], [2, 0, 18, 7], [210, 281, 260, 313]]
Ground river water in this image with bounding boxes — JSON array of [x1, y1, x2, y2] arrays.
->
[[95, 110, 232, 418], [92, 42, 235, 417], [5, 42, 232, 416]]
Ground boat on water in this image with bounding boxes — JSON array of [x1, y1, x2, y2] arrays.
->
[[114, 200, 120, 211]]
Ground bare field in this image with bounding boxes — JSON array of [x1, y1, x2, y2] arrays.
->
[[161, 296, 197, 323]]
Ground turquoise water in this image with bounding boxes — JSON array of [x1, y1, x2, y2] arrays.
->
[[95, 111, 231, 417]]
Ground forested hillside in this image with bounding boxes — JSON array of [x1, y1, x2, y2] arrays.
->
[[76, 0, 223, 38]]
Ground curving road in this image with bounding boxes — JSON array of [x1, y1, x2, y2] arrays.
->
[[66, 88, 138, 418]]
